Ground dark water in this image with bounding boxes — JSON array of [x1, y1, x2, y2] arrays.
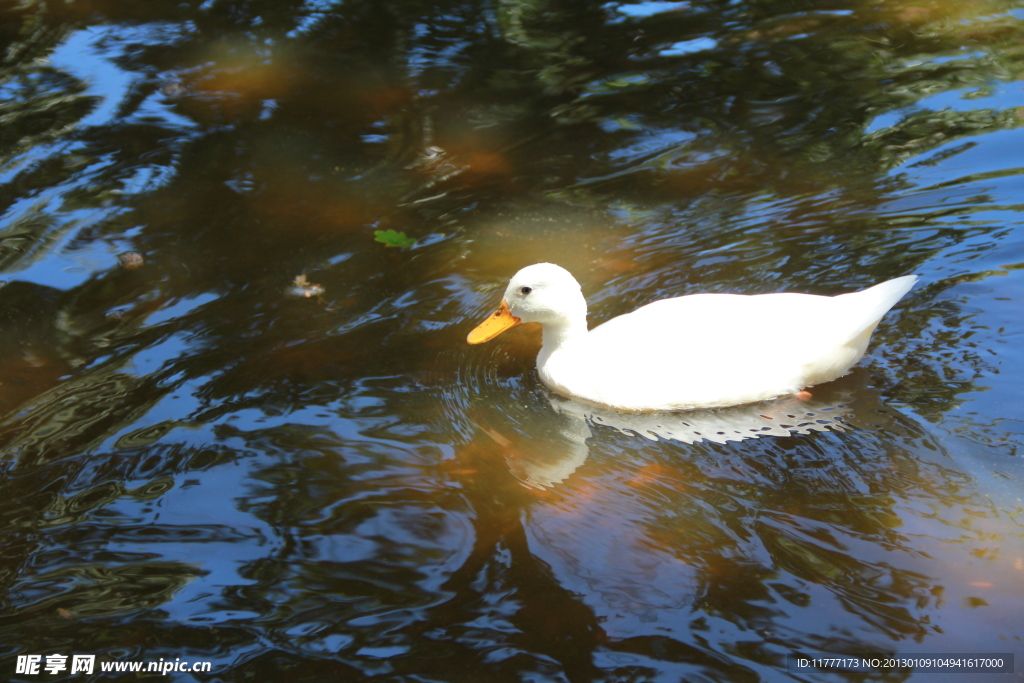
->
[[1, 0, 1023, 681]]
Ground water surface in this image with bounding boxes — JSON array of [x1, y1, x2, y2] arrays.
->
[[1, 0, 1023, 680]]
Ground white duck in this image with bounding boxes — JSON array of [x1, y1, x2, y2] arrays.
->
[[468, 263, 916, 412]]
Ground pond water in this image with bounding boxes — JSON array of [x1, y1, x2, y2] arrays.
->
[[1, 0, 1023, 681]]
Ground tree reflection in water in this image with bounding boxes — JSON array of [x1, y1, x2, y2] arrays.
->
[[0, 0, 1023, 679]]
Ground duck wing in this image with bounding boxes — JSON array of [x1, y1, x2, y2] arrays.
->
[[566, 276, 916, 410]]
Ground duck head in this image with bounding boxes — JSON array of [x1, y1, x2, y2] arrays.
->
[[467, 263, 588, 343]]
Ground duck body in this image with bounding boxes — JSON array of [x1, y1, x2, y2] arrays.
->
[[468, 263, 916, 413]]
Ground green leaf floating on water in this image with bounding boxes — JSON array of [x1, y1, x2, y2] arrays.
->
[[374, 229, 416, 248]]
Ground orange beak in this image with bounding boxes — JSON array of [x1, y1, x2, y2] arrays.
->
[[467, 300, 521, 344]]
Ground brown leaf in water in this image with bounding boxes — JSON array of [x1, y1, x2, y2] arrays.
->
[[289, 274, 325, 298]]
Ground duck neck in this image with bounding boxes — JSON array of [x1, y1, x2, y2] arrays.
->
[[538, 315, 589, 363]]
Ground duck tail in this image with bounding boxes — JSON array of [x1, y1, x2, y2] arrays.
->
[[842, 274, 917, 333]]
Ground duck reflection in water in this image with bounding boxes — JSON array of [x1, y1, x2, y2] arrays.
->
[[470, 370, 897, 490]]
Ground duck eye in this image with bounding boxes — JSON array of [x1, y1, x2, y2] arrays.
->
[[520, 286, 532, 295]]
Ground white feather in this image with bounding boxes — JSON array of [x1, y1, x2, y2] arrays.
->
[[481, 263, 916, 412]]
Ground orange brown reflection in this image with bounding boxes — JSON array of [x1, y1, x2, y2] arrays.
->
[[526, 428, 974, 644], [878, 0, 1004, 32], [431, 203, 639, 286], [449, 367, 1022, 651], [161, 36, 414, 126]]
